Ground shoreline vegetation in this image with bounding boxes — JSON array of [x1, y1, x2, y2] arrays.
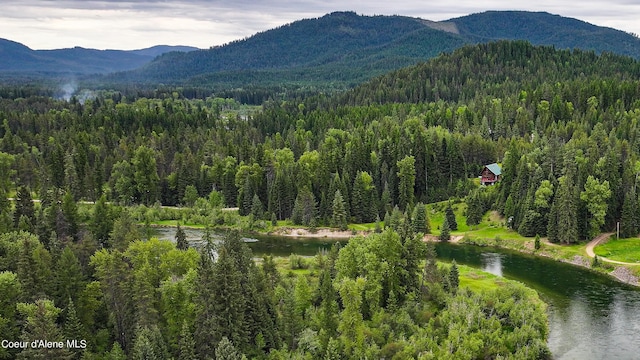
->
[[148, 213, 640, 288]]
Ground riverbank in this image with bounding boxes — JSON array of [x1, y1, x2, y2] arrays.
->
[[151, 219, 640, 287], [454, 233, 640, 287]]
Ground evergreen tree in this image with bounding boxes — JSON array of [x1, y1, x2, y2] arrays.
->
[[0, 188, 12, 234], [16, 299, 72, 360], [331, 190, 347, 230], [107, 342, 127, 360], [547, 195, 559, 243], [133, 145, 160, 206], [250, 194, 264, 219], [178, 320, 196, 360], [291, 187, 316, 226], [556, 175, 579, 244], [109, 211, 140, 251], [61, 191, 79, 241], [13, 186, 34, 231], [64, 153, 81, 201], [317, 269, 338, 349], [175, 224, 189, 251], [448, 260, 459, 293], [54, 247, 86, 308], [132, 326, 168, 360], [215, 336, 244, 360], [465, 189, 484, 227], [351, 171, 376, 223], [63, 298, 86, 359], [379, 181, 392, 218], [194, 241, 246, 358], [90, 194, 113, 247], [396, 155, 416, 211], [620, 189, 639, 238], [445, 203, 458, 230], [439, 216, 451, 242], [411, 202, 428, 234]]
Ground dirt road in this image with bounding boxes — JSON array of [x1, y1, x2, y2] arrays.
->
[[585, 232, 640, 266]]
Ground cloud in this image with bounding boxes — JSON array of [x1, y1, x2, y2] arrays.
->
[[1, 0, 639, 49]]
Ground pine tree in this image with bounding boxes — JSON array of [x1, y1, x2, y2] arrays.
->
[[17, 299, 72, 360], [107, 342, 127, 360], [317, 269, 338, 349], [63, 298, 86, 359], [133, 145, 160, 206], [215, 336, 243, 360], [351, 171, 376, 223], [54, 247, 86, 308], [556, 175, 579, 244], [91, 194, 113, 247], [0, 188, 12, 233], [175, 224, 189, 250], [250, 194, 264, 219], [448, 260, 459, 293], [331, 190, 347, 230], [396, 155, 416, 211], [13, 186, 34, 231], [194, 244, 246, 358], [411, 202, 428, 234], [132, 326, 169, 360], [61, 191, 79, 241], [465, 189, 483, 227], [292, 187, 316, 226], [620, 189, 639, 238], [178, 320, 196, 360], [547, 195, 559, 243], [439, 216, 451, 242], [445, 203, 458, 230]]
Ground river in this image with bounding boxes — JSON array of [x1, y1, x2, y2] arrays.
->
[[153, 228, 640, 359]]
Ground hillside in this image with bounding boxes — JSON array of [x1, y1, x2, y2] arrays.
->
[[112, 11, 464, 85], [0, 39, 198, 74], [2, 10, 640, 93], [449, 11, 640, 58], [106, 10, 640, 89]]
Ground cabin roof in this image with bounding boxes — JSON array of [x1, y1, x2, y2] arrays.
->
[[484, 163, 502, 176]]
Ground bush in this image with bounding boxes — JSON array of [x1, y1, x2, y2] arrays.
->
[[289, 254, 309, 270]]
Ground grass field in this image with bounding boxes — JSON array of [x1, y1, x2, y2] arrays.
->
[[594, 237, 640, 263], [458, 264, 507, 293]]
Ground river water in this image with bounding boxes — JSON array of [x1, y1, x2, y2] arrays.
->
[[153, 228, 640, 359]]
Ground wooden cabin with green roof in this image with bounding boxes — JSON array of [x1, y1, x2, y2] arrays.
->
[[480, 163, 502, 185]]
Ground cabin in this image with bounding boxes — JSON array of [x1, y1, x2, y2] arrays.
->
[[480, 163, 502, 185]]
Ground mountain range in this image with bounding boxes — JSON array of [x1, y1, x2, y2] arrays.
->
[[1, 10, 639, 90], [0, 39, 198, 74]]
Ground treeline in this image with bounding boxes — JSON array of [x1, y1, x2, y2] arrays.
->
[[2, 41, 640, 235], [0, 95, 491, 231], [0, 228, 550, 359]]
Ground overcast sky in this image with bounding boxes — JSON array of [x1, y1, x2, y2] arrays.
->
[[3, 0, 640, 50]]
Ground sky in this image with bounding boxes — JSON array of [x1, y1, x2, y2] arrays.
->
[[2, 0, 640, 50]]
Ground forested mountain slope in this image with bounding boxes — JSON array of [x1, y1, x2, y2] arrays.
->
[[112, 11, 464, 85], [108, 11, 640, 89], [450, 11, 640, 59]]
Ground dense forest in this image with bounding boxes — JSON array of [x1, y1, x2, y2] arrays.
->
[[1, 42, 639, 240], [1, 40, 640, 358]]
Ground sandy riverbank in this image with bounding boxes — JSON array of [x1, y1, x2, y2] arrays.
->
[[269, 227, 363, 238]]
